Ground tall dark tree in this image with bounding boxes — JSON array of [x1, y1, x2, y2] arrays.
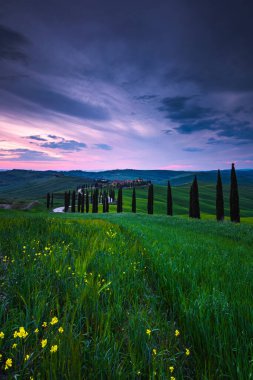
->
[[117, 187, 123, 213], [86, 191, 89, 213], [77, 192, 82, 212], [167, 181, 173, 216], [92, 188, 98, 213], [105, 193, 109, 213], [46, 193, 50, 209], [189, 176, 200, 219], [132, 187, 136, 213], [216, 169, 224, 221], [102, 191, 107, 213], [71, 190, 76, 213], [81, 191, 85, 213], [147, 184, 154, 214], [64, 191, 68, 212], [230, 163, 240, 223], [50, 193, 54, 208]]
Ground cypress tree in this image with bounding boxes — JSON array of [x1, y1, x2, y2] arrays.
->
[[86, 191, 89, 213], [167, 181, 173, 216], [132, 187, 136, 213], [230, 163, 240, 223], [216, 169, 224, 221], [92, 188, 98, 213], [64, 192, 68, 212], [81, 191, 85, 213], [189, 185, 193, 218], [117, 187, 123, 213], [189, 176, 200, 219], [105, 192, 109, 213], [71, 190, 76, 213], [147, 184, 154, 214], [102, 191, 107, 213], [50, 193, 54, 208], [77, 192, 81, 212], [46, 193, 50, 209]]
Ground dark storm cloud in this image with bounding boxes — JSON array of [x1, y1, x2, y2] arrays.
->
[[176, 120, 217, 134], [183, 147, 204, 153], [0, 24, 29, 62], [48, 135, 58, 139], [5, 83, 110, 121], [158, 96, 211, 122], [0, 149, 58, 161], [93, 144, 112, 150], [217, 122, 253, 141], [41, 140, 87, 151], [26, 135, 47, 141]]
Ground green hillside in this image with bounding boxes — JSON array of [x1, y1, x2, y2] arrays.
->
[[0, 169, 252, 220]]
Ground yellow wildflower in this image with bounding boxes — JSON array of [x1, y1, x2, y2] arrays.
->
[[14, 327, 28, 339], [175, 329, 180, 337], [152, 348, 157, 356], [5, 358, 12, 370], [24, 354, 30, 361], [0, 331, 4, 339], [0, 353, 2, 361], [185, 348, 190, 356], [50, 345, 58, 353], [58, 326, 64, 333], [34, 328, 39, 334], [146, 329, 151, 336], [41, 339, 47, 348], [169, 366, 174, 373], [50, 316, 58, 325], [171, 377, 176, 380], [12, 343, 17, 349], [42, 322, 47, 328]]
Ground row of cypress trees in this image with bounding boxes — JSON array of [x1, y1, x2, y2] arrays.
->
[[46, 193, 54, 209], [64, 189, 110, 214], [58, 163, 240, 222], [124, 163, 240, 222]]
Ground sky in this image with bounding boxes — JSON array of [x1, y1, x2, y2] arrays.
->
[[0, 0, 253, 171]]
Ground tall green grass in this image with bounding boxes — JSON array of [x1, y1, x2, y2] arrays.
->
[[0, 215, 191, 379], [1, 211, 253, 378]]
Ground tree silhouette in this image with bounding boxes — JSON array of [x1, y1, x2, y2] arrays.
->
[[167, 181, 173, 216], [147, 184, 154, 214], [132, 187, 136, 213], [189, 176, 200, 219], [216, 169, 224, 221], [230, 163, 240, 223]]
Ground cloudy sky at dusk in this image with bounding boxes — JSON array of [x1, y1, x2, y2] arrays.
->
[[0, 0, 253, 171]]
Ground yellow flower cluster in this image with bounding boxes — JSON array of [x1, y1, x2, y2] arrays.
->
[[41, 339, 47, 348], [0, 331, 4, 339], [14, 327, 28, 339], [50, 317, 58, 325], [5, 358, 12, 370], [50, 345, 58, 353]]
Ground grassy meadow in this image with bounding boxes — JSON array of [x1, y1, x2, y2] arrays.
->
[[0, 210, 253, 379]]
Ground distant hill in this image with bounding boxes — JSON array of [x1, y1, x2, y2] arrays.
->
[[0, 168, 252, 200]]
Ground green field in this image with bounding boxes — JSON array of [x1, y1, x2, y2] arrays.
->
[[0, 210, 253, 379]]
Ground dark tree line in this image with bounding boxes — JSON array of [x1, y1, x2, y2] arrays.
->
[[56, 163, 240, 222]]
